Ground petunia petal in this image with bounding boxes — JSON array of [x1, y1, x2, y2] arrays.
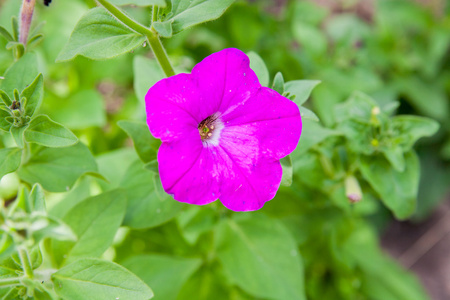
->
[[192, 48, 261, 119], [221, 87, 302, 160], [158, 131, 221, 205], [146, 73, 203, 142], [214, 142, 282, 211]]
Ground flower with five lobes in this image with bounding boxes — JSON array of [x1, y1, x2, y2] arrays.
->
[[145, 48, 302, 211]]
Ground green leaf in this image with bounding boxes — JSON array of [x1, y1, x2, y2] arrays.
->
[[334, 91, 378, 123], [280, 155, 293, 187], [153, 0, 235, 37], [96, 148, 138, 189], [30, 214, 77, 243], [360, 151, 420, 220], [285, 80, 320, 106], [10, 125, 28, 148], [120, 160, 183, 229], [123, 254, 201, 300], [21, 74, 44, 117], [0, 109, 12, 132], [52, 258, 154, 300], [390, 115, 440, 150], [0, 90, 12, 106], [272, 72, 284, 95], [292, 119, 340, 156], [247, 51, 269, 87], [152, 21, 173, 37], [110, 0, 166, 6], [299, 106, 319, 122], [44, 90, 106, 130], [24, 115, 78, 148], [0, 148, 21, 179], [51, 189, 126, 266], [29, 183, 46, 213], [18, 143, 98, 192], [133, 56, 165, 104], [216, 214, 305, 300], [0, 25, 13, 42], [118, 120, 160, 163], [56, 7, 146, 62], [0, 52, 39, 99]]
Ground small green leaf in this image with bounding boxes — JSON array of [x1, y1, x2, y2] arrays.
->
[[216, 214, 305, 300], [21, 73, 44, 117], [51, 189, 126, 266], [0, 148, 22, 180], [247, 51, 269, 87], [280, 155, 293, 187], [360, 151, 419, 220], [18, 143, 98, 192], [155, 0, 235, 37], [133, 56, 165, 104], [30, 214, 77, 243], [285, 80, 320, 106], [0, 90, 12, 106], [152, 20, 173, 38], [10, 125, 28, 148], [118, 120, 160, 163], [109, 0, 166, 6], [29, 184, 46, 213], [56, 7, 146, 62], [120, 160, 183, 229], [52, 258, 154, 300], [272, 72, 284, 95], [299, 106, 319, 122], [0, 109, 12, 132], [24, 115, 78, 148], [0, 25, 13, 42], [123, 254, 201, 300], [11, 17, 19, 41], [391, 115, 440, 150]]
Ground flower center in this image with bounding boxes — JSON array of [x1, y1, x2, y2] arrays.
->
[[198, 115, 217, 140]]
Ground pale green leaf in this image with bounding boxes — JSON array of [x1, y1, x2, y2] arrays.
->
[[21, 73, 44, 117], [24, 115, 78, 148], [133, 56, 165, 104], [0, 148, 21, 179], [0, 52, 39, 98], [52, 258, 153, 300], [285, 80, 320, 106], [56, 7, 146, 62], [118, 120, 160, 163], [110, 0, 166, 6], [247, 51, 269, 87]]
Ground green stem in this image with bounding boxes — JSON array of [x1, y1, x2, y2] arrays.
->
[[18, 248, 33, 279], [0, 277, 21, 288], [96, 0, 175, 77]]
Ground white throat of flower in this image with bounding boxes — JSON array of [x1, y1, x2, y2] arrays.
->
[[198, 113, 224, 147]]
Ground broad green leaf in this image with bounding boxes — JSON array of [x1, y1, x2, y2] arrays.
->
[[44, 90, 106, 130], [0, 148, 21, 179], [153, 0, 235, 37], [280, 156, 293, 187], [24, 115, 78, 148], [21, 73, 43, 117], [247, 51, 269, 87], [51, 189, 126, 266], [52, 258, 153, 300], [334, 91, 378, 123], [177, 265, 230, 300], [360, 151, 419, 220], [285, 80, 320, 106], [216, 214, 305, 300], [120, 160, 183, 229], [18, 143, 98, 192], [48, 177, 92, 219], [391, 115, 440, 150], [118, 120, 160, 163], [343, 225, 428, 300], [56, 7, 146, 62], [123, 254, 201, 300], [30, 214, 77, 243], [0, 52, 39, 98], [110, 0, 166, 6], [96, 148, 138, 189], [133, 55, 165, 104], [292, 119, 340, 156], [299, 106, 319, 122], [29, 183, 46, 213]]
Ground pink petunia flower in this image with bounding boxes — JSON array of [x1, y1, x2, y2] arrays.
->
[[145, 48, 302, 211]]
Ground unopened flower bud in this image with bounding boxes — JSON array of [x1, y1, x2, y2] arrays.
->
[[345, 175, 362, 203]]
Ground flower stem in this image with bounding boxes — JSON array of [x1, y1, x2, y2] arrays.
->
[[0, 277, 21, 288], [18, 248, 34, 279], [19, 0, 36, 45], [96, 0, 175, 77]]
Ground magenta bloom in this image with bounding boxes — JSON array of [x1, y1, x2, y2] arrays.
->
[[145, 48, 302, 211]]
